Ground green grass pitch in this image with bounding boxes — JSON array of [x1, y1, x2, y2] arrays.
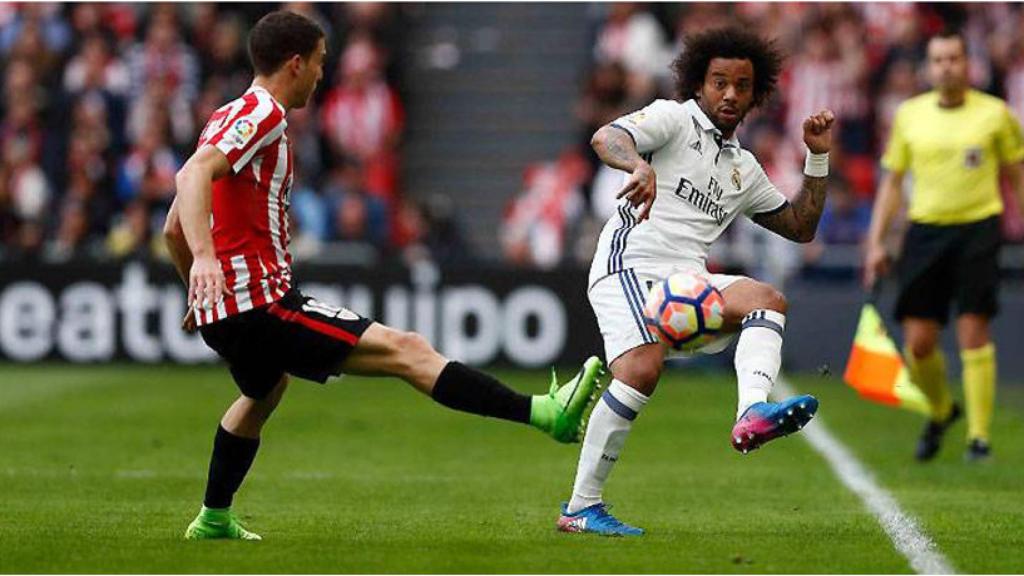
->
[[1, 364, 1022, 573]]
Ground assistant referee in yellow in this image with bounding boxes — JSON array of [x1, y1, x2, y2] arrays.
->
[[865, 31, 1024, 462]]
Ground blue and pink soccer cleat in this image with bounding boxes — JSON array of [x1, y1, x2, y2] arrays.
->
[[731, 395, 818, 454], [556, 502, 644, 536]]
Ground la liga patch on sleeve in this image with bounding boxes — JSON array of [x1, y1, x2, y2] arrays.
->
[[626, 111, 646, 125], [225, 118, 257, 149]]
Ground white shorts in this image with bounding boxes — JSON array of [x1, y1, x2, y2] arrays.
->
[[588, 267, 746, 365]]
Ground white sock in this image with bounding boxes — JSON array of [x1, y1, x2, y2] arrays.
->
[[566, 379, 649, 514], [735, 309, 785, 420]]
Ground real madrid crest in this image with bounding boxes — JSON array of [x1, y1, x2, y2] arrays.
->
[[731, 167, 742, 190]]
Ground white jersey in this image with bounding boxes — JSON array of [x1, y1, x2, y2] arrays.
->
[[589, 99, 788, 287]]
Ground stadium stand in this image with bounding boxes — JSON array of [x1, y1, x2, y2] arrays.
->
[[1, 2, 1023, 277]]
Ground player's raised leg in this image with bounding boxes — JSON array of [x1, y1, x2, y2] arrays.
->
[[342, 323, 604, 443], [185, 375, 290, 541], [722, 279, 817, 454]]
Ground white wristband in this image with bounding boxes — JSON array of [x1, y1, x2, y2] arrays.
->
[[804, 151, 829, 178]]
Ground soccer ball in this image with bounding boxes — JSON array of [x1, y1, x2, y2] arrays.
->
[[643, 272, 725, 351]]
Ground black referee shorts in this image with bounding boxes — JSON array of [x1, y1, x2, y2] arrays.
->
[[199, 289, 373, 400], [894, 216, 1001, 325]]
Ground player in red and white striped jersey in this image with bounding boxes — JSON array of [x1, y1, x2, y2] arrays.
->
[[162, 10, 602, 542], [187, 83, 293, 325]]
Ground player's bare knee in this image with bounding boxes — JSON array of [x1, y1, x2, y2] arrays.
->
[[401, 330, 434, 355], [613, 351, 662, 393], [392, 330, 437, 373], [629, 362, 662, 391], [760, 284, 788, 314], [724, 282, 787, 324], [907, 336, 937, 360], [956, 315, 990, 350]]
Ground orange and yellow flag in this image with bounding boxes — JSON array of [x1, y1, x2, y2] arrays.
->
[[843, 303, 930, 415]]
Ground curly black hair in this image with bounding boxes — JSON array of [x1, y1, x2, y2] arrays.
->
[[671, 27, 784, 109]]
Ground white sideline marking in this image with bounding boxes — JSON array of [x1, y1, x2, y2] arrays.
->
[[777, 377, 956, 575]]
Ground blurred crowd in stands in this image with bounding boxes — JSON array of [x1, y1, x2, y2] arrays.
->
[[501, 2, 1024, 283], [3, 3, 1024, 276], [0, 2, 425, 264]]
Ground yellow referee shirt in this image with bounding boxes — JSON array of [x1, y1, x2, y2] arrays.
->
[[882, 89, 1024, 225]]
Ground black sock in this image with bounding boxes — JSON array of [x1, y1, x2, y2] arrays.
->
[[431, 362, 532, 424], [203, 425, 261, 509]]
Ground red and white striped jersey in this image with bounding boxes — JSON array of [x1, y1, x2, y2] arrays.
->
[[193, 85, 294, 326]]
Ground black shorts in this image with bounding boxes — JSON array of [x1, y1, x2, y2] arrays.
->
[[199, 289, 373, 400], [894, 216, 1001, 325]]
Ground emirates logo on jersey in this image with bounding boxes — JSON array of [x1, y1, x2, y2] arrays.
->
[[674, 176, 729, 226]]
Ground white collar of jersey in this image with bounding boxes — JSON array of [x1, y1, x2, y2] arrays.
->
[[683, 99, 740, 150]]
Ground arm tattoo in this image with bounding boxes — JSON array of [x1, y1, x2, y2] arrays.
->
[[595, 128, 643, 172], [752, 175, 827, 243]]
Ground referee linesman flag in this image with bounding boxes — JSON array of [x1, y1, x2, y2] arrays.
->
[[844, 302, 930, 415]]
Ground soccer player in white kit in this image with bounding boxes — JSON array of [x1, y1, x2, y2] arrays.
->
[[557, 27, 836, 535]]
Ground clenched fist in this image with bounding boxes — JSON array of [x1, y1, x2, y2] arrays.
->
[[803, 110, 835, 154]]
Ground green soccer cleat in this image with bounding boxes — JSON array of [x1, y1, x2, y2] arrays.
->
[[184, 506, 262, 541], [530, 356, 605, 443]]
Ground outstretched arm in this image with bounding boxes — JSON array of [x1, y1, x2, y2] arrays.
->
[[752, 110, 835, 243], [591, 125, 657, 220]]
